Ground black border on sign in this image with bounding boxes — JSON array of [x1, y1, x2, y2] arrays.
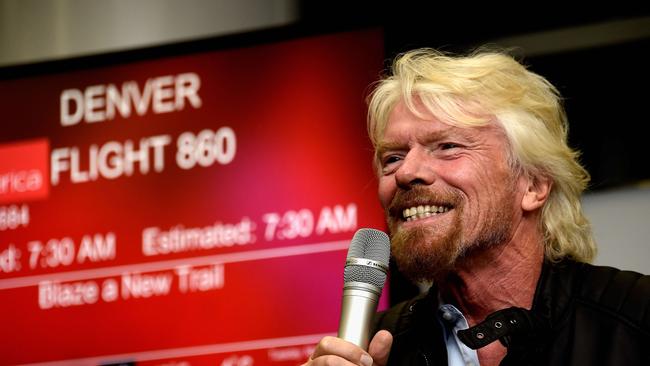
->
[[0, 23, 384, 81]]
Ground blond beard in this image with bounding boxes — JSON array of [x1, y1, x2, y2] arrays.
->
[[387, 187, 515, 283], [390, 222, 461, 282]]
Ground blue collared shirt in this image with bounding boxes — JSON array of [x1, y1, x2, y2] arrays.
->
[[437, 303, 480, 366]]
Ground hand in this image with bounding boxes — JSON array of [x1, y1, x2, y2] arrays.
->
[[303, 330, 393, 366]]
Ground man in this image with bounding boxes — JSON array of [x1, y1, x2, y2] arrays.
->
[[305, 48, 649, 365]]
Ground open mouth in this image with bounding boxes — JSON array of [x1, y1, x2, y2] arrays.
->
[[402, 205, 452, 221]]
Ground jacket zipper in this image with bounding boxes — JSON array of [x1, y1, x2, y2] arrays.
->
[[419, 350, 432, 366]]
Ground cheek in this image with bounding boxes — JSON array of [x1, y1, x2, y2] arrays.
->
[[437, 160, 475, 189], [439, 160, 509, 215], [377, 177, 395, 208], [443, 156, 508, 190]]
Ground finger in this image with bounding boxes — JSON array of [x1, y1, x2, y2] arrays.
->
[[306, 354, 361, 366], [310, 336, 374, 366], [368, 330, 393, 366]]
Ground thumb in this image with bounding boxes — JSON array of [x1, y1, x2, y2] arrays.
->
[[368, 330, 393, 366]]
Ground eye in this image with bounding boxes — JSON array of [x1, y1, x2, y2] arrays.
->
[[440, 142, 460, 150], [380, 154, 403, 174], [382, 155, 402, 166]]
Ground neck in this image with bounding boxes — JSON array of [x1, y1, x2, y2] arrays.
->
[[438, 225, 544, 366], [438, 228, 544, 327]]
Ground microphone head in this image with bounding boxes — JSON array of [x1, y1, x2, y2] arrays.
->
[[343, 228, 390, 289]]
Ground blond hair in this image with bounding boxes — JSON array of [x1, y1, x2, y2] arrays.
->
[[368, 48, 596, 263]]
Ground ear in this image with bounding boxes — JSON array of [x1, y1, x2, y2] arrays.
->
[[521, 174, 552, 212]]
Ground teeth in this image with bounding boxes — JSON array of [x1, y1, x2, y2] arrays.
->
[[402, 205, 450, 220]]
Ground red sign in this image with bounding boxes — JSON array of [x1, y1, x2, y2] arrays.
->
[[0, 29, 385, 365]]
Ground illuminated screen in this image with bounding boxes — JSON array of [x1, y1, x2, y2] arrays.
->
[[0, 29, 386, 365]]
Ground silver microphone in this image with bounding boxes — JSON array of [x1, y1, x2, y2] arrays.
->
[[337, 228, 390, 350]]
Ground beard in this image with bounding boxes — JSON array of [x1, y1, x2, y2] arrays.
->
[[387, 185, 515, 283]]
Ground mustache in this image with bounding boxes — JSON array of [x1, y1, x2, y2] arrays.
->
[[387, 186, 461, 218]]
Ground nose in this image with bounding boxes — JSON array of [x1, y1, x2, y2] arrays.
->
[[395, 147, 436, 189]]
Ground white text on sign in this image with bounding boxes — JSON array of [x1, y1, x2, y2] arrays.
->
[[60, 72, 202, 126]]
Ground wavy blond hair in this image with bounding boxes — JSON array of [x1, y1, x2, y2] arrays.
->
[[368, 48, 595, 263]]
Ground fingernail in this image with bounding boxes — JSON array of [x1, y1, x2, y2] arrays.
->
[[360, 354, 373, 366]]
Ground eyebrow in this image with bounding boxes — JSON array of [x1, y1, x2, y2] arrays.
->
[[375, 129, 452, 155], [375, 141, 405, 156]]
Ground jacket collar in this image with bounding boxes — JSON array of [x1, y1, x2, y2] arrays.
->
[[424, 260, 580, 351]]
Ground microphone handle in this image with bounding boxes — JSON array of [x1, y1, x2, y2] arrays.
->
[[337, 282, 381, 350]]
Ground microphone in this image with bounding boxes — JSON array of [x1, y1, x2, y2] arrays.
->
[[337, 228, 390, 350]]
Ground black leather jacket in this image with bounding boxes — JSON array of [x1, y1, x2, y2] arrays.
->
[[372, 260, 650, 365]]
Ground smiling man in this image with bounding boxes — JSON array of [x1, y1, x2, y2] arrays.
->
[[304, 48, 649, 366]]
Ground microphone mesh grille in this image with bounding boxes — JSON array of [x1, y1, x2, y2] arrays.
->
[[343, 228, 390, 288]]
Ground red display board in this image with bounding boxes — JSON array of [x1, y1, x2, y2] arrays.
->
[[0, 29, 386, 365]]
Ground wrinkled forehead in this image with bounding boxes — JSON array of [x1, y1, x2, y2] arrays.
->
[[371, 96, 495, 146]]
